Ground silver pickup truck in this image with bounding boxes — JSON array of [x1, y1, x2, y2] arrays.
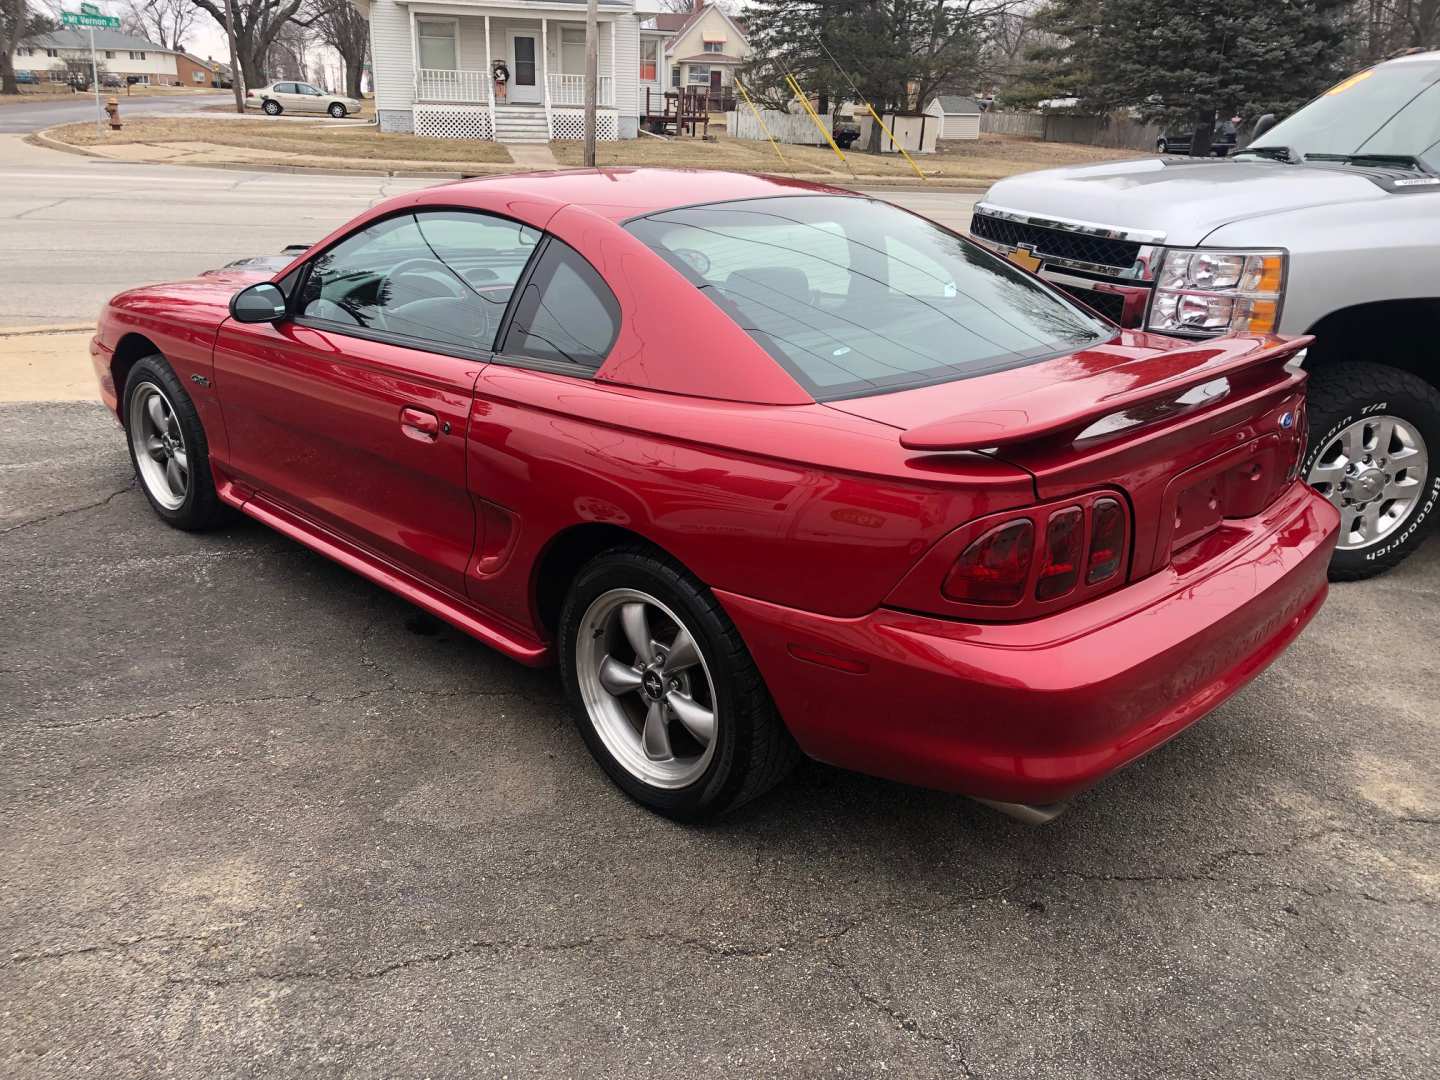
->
[[969, 49, 1440, 579]]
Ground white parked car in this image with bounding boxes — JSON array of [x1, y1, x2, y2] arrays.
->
[[245, 81, 361, 118]]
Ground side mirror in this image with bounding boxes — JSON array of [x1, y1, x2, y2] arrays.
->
[[230, 282, 288, 323], [1251, 113, 1278, 141]]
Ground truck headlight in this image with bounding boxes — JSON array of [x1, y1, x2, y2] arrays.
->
[[1148, 248, 1285, 335]]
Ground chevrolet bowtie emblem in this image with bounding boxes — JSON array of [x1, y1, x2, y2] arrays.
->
[[1006, 245, 1043, 273]]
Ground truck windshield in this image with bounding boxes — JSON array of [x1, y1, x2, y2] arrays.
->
[[1241, 57, 1440, 171], [625, 196, 1110, 400]]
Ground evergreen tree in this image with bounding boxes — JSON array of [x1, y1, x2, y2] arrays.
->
[[1015, 0, 1349, 152]]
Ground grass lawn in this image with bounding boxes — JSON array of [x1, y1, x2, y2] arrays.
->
[[551, 132, 1150, 182], [48, 117, 511, 166]]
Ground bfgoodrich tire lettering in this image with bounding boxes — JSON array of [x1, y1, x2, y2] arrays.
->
[[558, 546, 798, 819], [1303, 362, 1440, 580]]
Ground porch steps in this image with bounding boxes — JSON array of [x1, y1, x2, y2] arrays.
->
[[495, 106, 550, 145]]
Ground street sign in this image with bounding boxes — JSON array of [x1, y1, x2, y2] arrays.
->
[[80, 2, 101, 15], [61, 11, 121, 29]]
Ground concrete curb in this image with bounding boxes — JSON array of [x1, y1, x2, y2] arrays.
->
[[28, 125, 991, 191], [0, 324, 94, 337]]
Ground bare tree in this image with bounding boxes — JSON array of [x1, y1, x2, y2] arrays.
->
[[191, 0, 327, 88], [308, 0, 366, 98], [121, 0, 195, 51]]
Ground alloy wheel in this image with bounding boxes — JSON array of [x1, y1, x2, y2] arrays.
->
[[575, 588, 718, 789], [1307, 414, 1429, 550], [128, 382, 189, 511]]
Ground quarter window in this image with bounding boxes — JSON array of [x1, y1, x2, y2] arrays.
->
[[501, 240, 619, 369], [298, 210, 541, 353]]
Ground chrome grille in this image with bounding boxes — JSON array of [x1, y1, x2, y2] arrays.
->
[[971, 212, 1142, 272], [1056, 284, 1126, 324]]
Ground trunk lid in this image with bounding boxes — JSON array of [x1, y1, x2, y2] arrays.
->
[[827, 329, 1310, 578]]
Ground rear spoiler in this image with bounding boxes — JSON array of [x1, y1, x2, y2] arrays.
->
[[899, 335, 1312, 452]]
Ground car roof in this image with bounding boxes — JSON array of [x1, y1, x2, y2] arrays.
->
[[412, 168, 858, 223]]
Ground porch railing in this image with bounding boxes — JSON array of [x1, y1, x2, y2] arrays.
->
[[547, 73, 613, 107], [416, 68, 489, 104]]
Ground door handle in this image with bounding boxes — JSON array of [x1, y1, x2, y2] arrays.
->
[[400, 406, 440, 442]]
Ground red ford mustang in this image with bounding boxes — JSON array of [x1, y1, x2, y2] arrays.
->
[[90, 169, 1339, 822]]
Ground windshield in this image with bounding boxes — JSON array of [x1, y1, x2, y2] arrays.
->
[[1242, 56, 1440, 170], [625, 196, 1110, 400]]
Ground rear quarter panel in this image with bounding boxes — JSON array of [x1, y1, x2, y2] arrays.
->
[[465, 366, 1037, 627]]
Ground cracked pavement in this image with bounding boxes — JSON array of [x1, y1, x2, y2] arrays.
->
[[2, 401, 1437, 1078]]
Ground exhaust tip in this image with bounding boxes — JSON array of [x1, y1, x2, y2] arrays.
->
[[973, 797, 1069, 825]]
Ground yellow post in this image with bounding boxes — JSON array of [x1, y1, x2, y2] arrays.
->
[[865, 103, 927, 180], [735, 77, 786, 166], [784, 73, 853, 174]]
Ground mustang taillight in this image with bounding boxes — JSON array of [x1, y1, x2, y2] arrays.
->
[[1036, 506, 1084, 600], [942, 519, 1034, 605], [1086, 498, 1126, 584], [904, 492, 1132, 621]]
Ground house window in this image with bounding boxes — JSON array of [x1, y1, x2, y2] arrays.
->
[[193, 70, 204, 83], [560, 27, 585, 76], [416, 18, 457, 71], [105, 50, 115, 59], [18, 47, 32, 56], [129, 51, 146, 60], [46, 49, 59, 58], [703, 41, 724, 53], [687, 64, 711, 85], [671, 65, 680, 87], [640, 38, 657, 82]]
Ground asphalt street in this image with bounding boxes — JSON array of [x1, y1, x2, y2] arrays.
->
[[0, 90, 227, 135], [1, 136, 1437, 1079], [0, 134, 979, 328]]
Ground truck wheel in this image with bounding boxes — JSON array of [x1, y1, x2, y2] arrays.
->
[[1303, 363, 1440, 580], [1156, 138, 1168, 154]]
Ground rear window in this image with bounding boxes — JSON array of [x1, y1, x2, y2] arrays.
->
[[626, 195, 1109, 400]]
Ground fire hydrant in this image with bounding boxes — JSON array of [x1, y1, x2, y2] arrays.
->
[[104, 97, 121, 130]]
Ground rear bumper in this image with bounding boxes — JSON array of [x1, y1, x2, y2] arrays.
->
[[718, 481, 1338, 806]]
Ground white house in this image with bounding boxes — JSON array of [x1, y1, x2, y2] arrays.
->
[[11, 29, 180, 85], [353, 0, 643, 142]]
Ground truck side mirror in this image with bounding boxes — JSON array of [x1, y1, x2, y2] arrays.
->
[[1251, 113, 1278, 141]]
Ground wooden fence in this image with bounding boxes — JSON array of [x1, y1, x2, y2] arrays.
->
[[727, 108, 829, 146], [980, 110, 1163, 151]]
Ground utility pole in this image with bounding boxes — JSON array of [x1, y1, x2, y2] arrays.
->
[[583, 0, 598, 166], [223, 0, 245, 114]]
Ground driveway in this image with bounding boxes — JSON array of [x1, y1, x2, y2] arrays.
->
[[0, 137, 1436, 1079], [0, 91, 227, 134]]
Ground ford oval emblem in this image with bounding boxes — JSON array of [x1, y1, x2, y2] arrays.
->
[[1279, 411, 1295, 429]]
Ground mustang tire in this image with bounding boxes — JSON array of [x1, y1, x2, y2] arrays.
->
[[1303, 362, 1440, 580], [559, 546, 798, 819], [123, 354, 227, 531]]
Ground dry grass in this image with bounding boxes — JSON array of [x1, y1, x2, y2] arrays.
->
[[49, 117, 511, 165], [1, 84, 227, 107], [44, 115, 1149, 182], [0, 86, 77, 106], [551, 131, 1151, 182]]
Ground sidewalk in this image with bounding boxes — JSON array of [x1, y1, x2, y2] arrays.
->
[[0, 324, 98, 402]]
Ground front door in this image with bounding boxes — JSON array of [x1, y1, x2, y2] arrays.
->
[[709, 70, 722, 94], [212, 209, 542, 596], [508, 32, 540, 103]]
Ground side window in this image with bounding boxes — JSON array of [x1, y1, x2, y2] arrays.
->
[[273, 82, 295, 94], [501, 240, 619, 370], [298, 210, 541, 353]]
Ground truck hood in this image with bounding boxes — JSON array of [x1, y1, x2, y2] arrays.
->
[[982, 158, 1387, 246]]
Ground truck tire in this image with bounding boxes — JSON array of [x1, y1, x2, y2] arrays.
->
[[1302, 363, 1440, 580]]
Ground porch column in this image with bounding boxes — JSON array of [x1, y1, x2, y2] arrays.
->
[[408, 6, 419, 103], [484, 15, 495, 111], [609, 20, 616, 107], [540, 16, 551, 118]]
